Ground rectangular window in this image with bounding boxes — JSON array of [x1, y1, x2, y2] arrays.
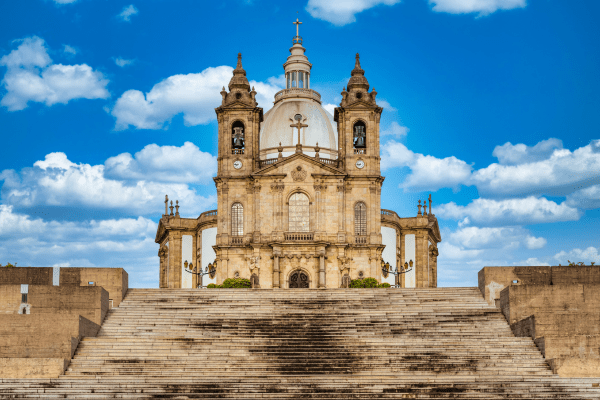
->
[[292, 71, 297, 88], [287, 73, 290, 89], [21, 294, 27, 303], [299, 72, 304, 88]]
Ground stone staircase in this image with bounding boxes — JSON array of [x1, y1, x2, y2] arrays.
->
[[1, 287, 599, 399]]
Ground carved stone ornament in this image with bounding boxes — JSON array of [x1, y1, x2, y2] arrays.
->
[[291, 165, 307, 182], [429, 244, 439, 258], [246, 256, 261, 272], [271, 179, 285, 192], [338, 256, 352, 271]]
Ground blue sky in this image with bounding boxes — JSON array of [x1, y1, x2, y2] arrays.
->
[[1, 0, 599, 288]]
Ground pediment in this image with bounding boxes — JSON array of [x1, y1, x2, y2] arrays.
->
[[155, 219, 167, 244], [344, 99, 379, 109], [253, 153, 345, 177], [428, 216, 442, 243]]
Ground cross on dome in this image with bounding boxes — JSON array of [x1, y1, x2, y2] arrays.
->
[[293, 18, 302, 44]]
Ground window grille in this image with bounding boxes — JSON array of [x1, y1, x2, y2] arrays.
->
[[231, 203, 243, 236], [355, 202, 367, 236], [289, 193, 309, 232]]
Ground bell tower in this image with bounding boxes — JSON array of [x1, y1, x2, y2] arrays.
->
[[334, 54, 383, 176], [215, 53, 263, 176]]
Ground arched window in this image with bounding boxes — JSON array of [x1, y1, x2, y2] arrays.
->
[[289, 193, 309, 232], [231, 203, 243, 236], [353, 121, 366, 149], [231, 121, 245, 154], [355, 202, 367, 236]]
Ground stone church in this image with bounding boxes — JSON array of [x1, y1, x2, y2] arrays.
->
[[155, 23, 441, 289]]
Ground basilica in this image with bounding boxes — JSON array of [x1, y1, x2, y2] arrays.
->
[[155, 23, 441, 289]]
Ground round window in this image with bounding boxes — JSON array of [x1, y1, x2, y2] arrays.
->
[[294, 114, 303, 121]]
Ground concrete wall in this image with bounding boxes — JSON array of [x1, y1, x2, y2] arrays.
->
[[0, 314, 99, 378], [0, 267, 128, 308], [479, 265, 600, 305], [0, 267, 54, 286], [500, 284, 600, 326], [0, 285, 109, 326], [488, 266, 600, 378]]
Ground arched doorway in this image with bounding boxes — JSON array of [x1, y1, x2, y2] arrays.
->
[[289, 270, 309, 288]]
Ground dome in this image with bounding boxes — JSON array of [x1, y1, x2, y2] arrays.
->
[[259, 98, 338, 158]]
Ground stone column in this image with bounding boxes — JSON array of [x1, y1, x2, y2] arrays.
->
[[273, 255, 280, 288], [319, 254, 325, 288]]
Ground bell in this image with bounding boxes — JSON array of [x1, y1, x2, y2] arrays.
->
[[354, 135, 366, 148], [232, 127, 244, 149], [232, 136, 244, 149]]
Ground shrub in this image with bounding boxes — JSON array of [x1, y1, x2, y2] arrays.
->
[[378, 282, 391, 288], [221, 278, 252, 288], [350, 277, 381, 288], [206, 283, 220, 289], [1, 262, 16, 268]]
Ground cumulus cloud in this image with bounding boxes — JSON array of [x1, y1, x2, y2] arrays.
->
[[111, 66, 283, 130], [114, 57, 134, 67], [565, 184, 600, 210], [381, 140, 473, 191], [306, 0, 401, 26], [473, 139, 600, 197], [436, 196, 582, 226], [0, 205, 159, 287], [381, 121, 409, 138], [53, 0, 78, 4], [0, 36, 109, 111], [514, 257, 551, 266], [492, 138, 563, 165], [104, 142, 217, 184], [554, 247, 600, 265], [118, 5, 139, 22], [62, 44, 77, 56], [0, 151, 215, 216], [447, 226, 545, 250], [429, 0, 526, 16]]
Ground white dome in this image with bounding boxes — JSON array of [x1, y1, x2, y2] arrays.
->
[[259, 98, 338, 154]]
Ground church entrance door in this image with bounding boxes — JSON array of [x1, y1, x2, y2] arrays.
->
[[289, 271, 309, 288]]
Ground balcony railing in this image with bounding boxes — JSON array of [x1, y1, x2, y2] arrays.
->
[[231, 236, 243, 245], [355, 236, 367, 244], [274, 88, 321, 103], [258, 158, 278, 168], [354, 148, 366, 154], [232, 149, 244, 155], [284, 232, 314, 241]]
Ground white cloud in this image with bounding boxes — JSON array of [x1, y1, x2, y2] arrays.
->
[[438, 242, 483, 260], [429, 0, 526, 15], [377, 99, 397, 111], [63, 44, 77, 55], [306, 0, 401, 26], [514, 257, 550, 266], [114, 57, 134, 67], [0, 151, 215, 216], [111, 66, 283, 130], [0, 36, 109, 111], [447, 226, 545, 250], [492, 138, 563, 165], [525, 235, 547, 250], [381, 121, 409, 138], [566, 184, 600, 210], [323, 103, 336, 115], [104, 142, 217, 184], [0, 205, 160, 287], [436, 196, 582, 226], [53, 0, 78, 4], [381, 140, 473, 191], [118, 5, 139, 22], [473, 139, 600, 197], [554, 247, 600, 265]]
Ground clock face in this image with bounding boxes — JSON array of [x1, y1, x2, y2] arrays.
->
[[233, 160, 242, 169], [356, 160, 365, 169]]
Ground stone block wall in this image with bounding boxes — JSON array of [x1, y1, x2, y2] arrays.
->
[[0, 285, 109, 326], [483, 265, 600, 378], [0, 267, 128, 308], [0, 314, 99, 378]]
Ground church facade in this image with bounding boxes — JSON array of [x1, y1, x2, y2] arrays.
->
[[155, 25, 441, 289]]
